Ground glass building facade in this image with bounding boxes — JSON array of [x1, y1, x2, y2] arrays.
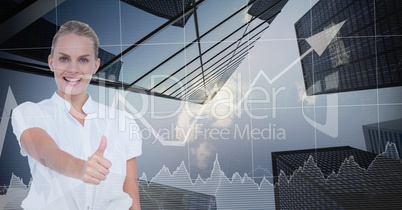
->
[[295, 0, 402, 95], [363, 118, 402, 159], [0, 0, 290, 104], [138, 180, 217, 209], [271, 146, 377, 184], [272, 145, 402, 209]]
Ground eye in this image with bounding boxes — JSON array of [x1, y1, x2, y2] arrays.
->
[[59, 57, 68, 62], [80, 58, 89, 63]]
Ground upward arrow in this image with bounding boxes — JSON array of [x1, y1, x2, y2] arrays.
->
[[260, 20, 346, 84], [305, 20, 346, 56]]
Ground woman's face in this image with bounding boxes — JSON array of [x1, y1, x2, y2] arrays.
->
[[48, 33, 100, 99]]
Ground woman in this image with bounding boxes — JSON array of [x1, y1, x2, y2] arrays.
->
[[12, 20, 142, 209]]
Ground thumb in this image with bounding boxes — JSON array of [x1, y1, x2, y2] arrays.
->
[[95, 136, 107, 156]]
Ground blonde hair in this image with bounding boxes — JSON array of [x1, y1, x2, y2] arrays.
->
[[50, 20, 99, 58]]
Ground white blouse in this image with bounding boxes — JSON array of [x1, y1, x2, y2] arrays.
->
[[12, 92, 142, 210]]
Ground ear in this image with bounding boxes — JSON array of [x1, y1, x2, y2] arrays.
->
[[93, 58, 101, 74], [48, 55, 54, 72]]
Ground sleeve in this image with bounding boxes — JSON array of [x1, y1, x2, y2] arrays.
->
[[120, 111, 142, 160], [11, 102, 46, 156]]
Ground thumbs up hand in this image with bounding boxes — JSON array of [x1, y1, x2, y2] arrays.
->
[[80, 136, 112, 185], [96, 135, 107, 156]]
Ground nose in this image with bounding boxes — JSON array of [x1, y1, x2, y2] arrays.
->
[[66, 60, 80, 73]]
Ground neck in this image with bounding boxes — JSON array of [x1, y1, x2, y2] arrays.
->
[[57, 90, 88, 114]]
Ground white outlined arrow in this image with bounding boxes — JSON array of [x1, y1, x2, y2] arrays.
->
[[256, 20, 346, 85], [235, 20, 346, 116]]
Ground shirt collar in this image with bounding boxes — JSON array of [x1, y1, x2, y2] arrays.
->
[[51, 92, 97, 115]]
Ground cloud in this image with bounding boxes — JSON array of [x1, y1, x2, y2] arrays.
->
[[175, 108, 201, 142], [191, 141, 215, 169], [242, 7, 251, 25], [175, 73, 245, 142], [211, 117, 233, 128]]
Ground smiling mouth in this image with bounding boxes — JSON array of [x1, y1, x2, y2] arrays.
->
[[64, 77, 82, 85]]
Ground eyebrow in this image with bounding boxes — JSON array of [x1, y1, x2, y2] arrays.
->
[[57, 52, 91, 57]]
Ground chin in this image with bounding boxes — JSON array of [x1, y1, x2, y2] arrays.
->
[[57, 85, 88, 97], [61, 90, 86, 97]]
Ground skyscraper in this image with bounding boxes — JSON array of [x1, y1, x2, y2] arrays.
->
[[363, 118, 402, 158], [271, 146, 377, 184], [120, 0, 194, 27], [295, 0, 402, 96], [272, 144, 402, 209], [138, 180, 217, 209], [0, 0, 290, 104]]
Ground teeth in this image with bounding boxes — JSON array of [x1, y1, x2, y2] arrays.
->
[[65, 77, 81, 82]]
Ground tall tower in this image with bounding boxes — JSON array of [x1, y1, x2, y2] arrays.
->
[[363, 118, 402, 159], [295, 0, 402, 96], [272, 146, 383, 209]]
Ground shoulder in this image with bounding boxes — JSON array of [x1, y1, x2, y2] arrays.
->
[[11, 99, 51, 140], [14, 100, 45, 112], [13, 99, 52, 117], [14, 101, 36, 111]]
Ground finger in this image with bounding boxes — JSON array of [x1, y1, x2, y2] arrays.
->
[[90, 160, 110, 176], [87, 156, 110, 174], [95, 136, 107, 156], [84, 174, 102, 185], [90, 168, 107, 181], [81, 169, 102, 185], [97, 156, 112, 169]]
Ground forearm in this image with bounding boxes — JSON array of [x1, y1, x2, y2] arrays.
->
[[41, 146, 85, 179], [124, 179, 141, 210], [124, 158, 141, 210], [21, 127, 84, 179]]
